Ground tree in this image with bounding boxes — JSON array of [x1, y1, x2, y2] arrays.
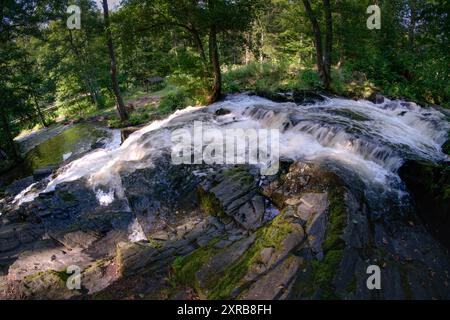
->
[[302, 0, 333, 90], [127, 0, 261, 104], [102, 0, 128, 121], [0, 0, 59, 161]]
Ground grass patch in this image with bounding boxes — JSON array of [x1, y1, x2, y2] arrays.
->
[[197, 187, 225, 217]]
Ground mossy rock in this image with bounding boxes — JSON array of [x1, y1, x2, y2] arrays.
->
[[169, 209, 302, 300], [328, 109, 371, 122], [291, 187, 348, 299]]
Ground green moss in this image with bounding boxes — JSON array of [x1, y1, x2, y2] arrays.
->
[[206, 210, 294, 299], [146, 237, 162, 249], [311, 250, 344, 299], [169, 238, 221, 292], [197, 187, 225, 217], [24, 269, 68, 285], [322, 188, 347, 253], [54, 270, 70, 283], [292, 187, 348, 299]]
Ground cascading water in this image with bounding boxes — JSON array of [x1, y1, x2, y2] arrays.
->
[[13, 94, 449, 216]]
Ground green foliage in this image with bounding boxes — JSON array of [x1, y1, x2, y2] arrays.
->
[[128, 112, 151, 126], [1, 0, 449, 171], [223, 62, 291, 93], [107, 118, 123, 129], [158, 90, 189, 114]]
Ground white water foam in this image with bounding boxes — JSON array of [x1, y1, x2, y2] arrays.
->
[[13, 94, 449, 207]]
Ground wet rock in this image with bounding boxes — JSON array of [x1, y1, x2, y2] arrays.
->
[[0, 237, 20, 253], [256, 89, 325, 105], [6, 269, 80, 300], [196, 234, 256, 288], [306, 209, 327, 260], [259, 247, 274, 266], [151, 230, 170, 241], [5, 176, 34, 196], [368, 92, 385, 104], [292, 90, 326, 105], [116, 242, 158, 276], [91, 138, 108, 150], [33, 165, 58, 182], [296, 193, 328, 222], [214, 108, 231, 116], [208, 167, 265, 230], [82, 259, 119, 294], [241, 256, 303, 300], [122, 159, 202, 235]]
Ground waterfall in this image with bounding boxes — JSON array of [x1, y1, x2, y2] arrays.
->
[[13, 94, 449, 210]]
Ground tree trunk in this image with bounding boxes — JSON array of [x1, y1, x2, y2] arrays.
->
[[208, 24, 222, 104], [323, 0, 332, 89], [408, 0, 417, 49], [102, 0, 128, 121], [32, 94, 48, 127], [68, 30, 104, 110], [302, 0, 331, 90], [0, 109, 19, 161]]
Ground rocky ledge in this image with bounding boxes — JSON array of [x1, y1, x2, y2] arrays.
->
[[0, 158, 449, 300]]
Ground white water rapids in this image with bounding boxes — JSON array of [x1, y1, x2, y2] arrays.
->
[[13, 94, 450, 209]]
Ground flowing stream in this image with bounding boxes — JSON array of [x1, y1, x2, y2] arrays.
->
[[12, 94, 450, 215]]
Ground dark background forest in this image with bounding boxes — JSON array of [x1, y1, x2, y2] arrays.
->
[[1, 0, 449, 172]]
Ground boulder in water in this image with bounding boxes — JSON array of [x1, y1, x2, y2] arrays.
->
[[33, 165, 58, 181], [368, 92, 385, 104]]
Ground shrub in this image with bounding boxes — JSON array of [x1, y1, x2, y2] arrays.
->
[[158, 90, 188, 114], [128, 112, 150, 126], [107, 118, 123, 129]]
